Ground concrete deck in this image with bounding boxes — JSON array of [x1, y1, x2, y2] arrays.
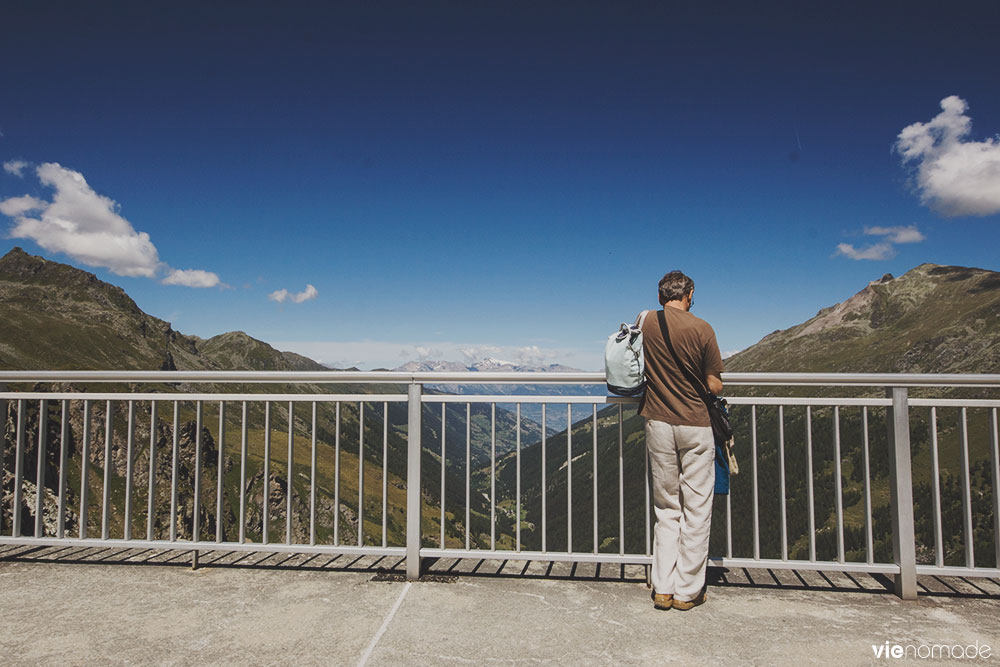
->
[[1, 546, 998, 666]]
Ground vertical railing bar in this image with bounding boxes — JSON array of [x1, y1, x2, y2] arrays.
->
[[13, 399, 26, 537], [0, 389, 5, 535], [169, 401, 179, 542], [644, 420, 650, 557], [886, 387, 917, 599], [751, 405, 759, 561], [806, 406, 815, 562], [491, 402, 496, 551], [193, 401, 203, 542], [862, 407, 873, 564], [440, 402, 446, 549], [334, 402, 340, 546], [311, 401, 318, 547], [381, 401, 388, 549], [123, 400, 135, 541], [724, 408, 733, 558], [775, 405, 788, 561], [592, 405, 598, 556], [263, 401, 271, 545], [990, 408, 1000, 569], [146, 401, 157, 542], [405, 383, 423, 579], [929, 407, 943, 568], [542, 403, 547, 553], [101, 400, 113, 541], [618, 403, 624, 557], [239, 401, 248, 544], [287, 401, 294, 546], [465, 402, 470, 551], [358, 402, 365, 547], [516, 403, 521, 552], [57, 400, 69, 539], [35, 399, 48, 537], [79, 399, 91, 539], [959, 407, 974, 569], [834, 406, 844, 563], [567, 403, 572, 554], [216, 401, 225, 543], [726, 485, 733, 559]]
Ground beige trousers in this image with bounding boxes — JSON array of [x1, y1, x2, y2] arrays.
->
[[645, 419, 715, 601]]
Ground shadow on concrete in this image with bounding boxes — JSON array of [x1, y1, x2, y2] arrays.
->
[[3, 545, 998, 599]]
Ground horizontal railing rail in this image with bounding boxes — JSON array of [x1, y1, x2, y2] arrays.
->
[[2, 370, 1000, 387], [2, 372, 999, 600]]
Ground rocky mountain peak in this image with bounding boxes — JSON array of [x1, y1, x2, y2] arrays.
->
[[728, 263, 1000, 374]]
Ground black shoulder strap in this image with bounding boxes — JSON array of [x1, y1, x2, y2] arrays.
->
[[657, 310, 711, 404]]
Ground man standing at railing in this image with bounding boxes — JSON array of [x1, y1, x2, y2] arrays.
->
[[641, 270, 725, 611]]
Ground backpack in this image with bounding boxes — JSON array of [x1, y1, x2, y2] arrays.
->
[[604, 310, 649, 396]]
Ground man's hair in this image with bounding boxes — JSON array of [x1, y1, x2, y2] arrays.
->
[[658, 271, 694, 305]]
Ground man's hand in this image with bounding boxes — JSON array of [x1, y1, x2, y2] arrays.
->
[[707, 374, 723, 396]]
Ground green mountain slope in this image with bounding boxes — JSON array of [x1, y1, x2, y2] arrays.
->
[[726, 264, 1000, 374]]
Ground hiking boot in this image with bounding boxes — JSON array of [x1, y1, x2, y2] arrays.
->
[[672, 589, 707, 611], [652, 593, 673, 610]]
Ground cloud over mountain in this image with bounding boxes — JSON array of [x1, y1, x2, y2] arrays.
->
[[895, 95, 1000, 217], [835, 225, 925, 261], [163, 268, 223, 288], [0, 162, 222, 286]]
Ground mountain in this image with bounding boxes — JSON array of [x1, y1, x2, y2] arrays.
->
[[0, 248, 525, 550], [726, 264, 1000, 374], [394, 357, 585, 374], [394, 357, 604, 428], [0, 246, 330, 373]]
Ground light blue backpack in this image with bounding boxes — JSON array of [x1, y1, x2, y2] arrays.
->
[[604, 310, 649, 396]]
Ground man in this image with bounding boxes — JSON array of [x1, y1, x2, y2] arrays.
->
[[641, 270, 724, 611]]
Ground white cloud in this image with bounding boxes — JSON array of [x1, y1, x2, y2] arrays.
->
[[3, 160, 28, 177], [459, 345, 502, 363], [0, 194, 46, 216], [414, 345, 438, 360], [2, 162, 160, 277], [163, 268, 222, 288], [511, 345, 549, 366], [895, 95, 1000, 217], [864, 225, 926, 244], [835, 242, 896, 261], [268, 284, 318, 304], [0, 162, 221, 286]]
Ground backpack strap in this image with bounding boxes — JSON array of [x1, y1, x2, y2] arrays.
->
[[635, 309, 650, 328], [656, 310, 711, 404]]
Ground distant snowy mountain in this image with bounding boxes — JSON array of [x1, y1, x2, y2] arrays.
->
[[392, 358, 605, 427], [393, 358, 587, 374]]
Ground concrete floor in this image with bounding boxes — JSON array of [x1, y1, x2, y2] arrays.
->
[[1, 546, 998, 666]]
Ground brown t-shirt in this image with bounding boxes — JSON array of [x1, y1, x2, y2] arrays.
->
[[640, 307, 725, 427]]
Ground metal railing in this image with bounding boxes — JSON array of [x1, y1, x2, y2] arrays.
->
[[2, 371, 999, 599]]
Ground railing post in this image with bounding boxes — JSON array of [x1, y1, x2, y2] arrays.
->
[[886, 387, 917, 600], [406, 382, 422, 580]]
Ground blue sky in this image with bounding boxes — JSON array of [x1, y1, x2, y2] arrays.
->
[[2, 1, 999, 370]]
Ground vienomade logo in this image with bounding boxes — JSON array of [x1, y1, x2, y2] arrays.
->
[[872, 641, 992, 660]]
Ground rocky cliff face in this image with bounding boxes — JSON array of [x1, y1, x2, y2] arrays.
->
[[726, 264, 1000, 373]]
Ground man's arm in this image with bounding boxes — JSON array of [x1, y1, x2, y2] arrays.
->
[[707, 374, 723, 395]]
